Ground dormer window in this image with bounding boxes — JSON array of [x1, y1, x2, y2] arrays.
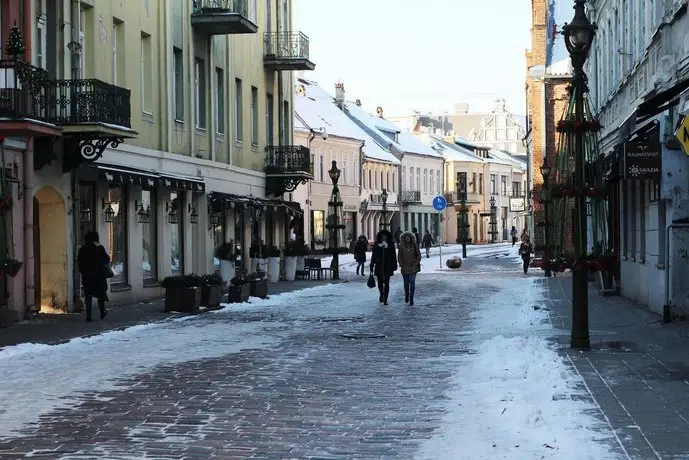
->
[[380, 129, 398, 143]]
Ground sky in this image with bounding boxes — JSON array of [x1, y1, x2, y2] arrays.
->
[[294, 0, 533, 118]]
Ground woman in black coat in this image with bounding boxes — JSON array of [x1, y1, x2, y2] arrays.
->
[[354, 235, 368, 276], [77, 231, 111, 322], [369, 229, 398, 305]]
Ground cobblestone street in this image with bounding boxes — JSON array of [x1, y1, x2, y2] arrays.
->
[[0, 250, 532, 459]]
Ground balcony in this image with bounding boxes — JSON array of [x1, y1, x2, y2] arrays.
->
[[400, 190, 421, 204], [265, 145, 313, 196], [263, 32, 316, 71], [191, 0, 258, 36], [370, 192, 399, 207], [0, 59, 61, 137], [444, 191, 482, 205]]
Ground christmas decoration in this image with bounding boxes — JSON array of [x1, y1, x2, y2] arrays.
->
[[5, 24, 25, 58]]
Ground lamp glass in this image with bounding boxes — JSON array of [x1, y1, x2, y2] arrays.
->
[[569, 28, 591, 49], [104, 205, 116, 223], [168, 208, 179, 224], [80, 206, 92, 224], [328, 160, 341, 185], [490, 196, 495, 207], [540, 163, 551, 178]]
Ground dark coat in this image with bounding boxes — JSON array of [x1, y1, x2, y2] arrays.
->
[[414, 232, 422, 247], [354, 239, 368, 263], [78, 242, 110, 299], [422, 233, 434, 249], [370, 230, 398, 277]]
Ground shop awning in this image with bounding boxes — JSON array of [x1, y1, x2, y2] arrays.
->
[[83, 164, 160, 189], [159, 173, 205, 193], [207, 192, 303, 215], [637, 77, 689, 121]]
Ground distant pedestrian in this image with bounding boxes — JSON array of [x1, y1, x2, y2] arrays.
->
[[354, 235, 368, 276], [398, 231, 421, 305], [370, 229, 398, 305], [78, 231, 111, 322], [520, 235, 533, 274], [412, 227, 422, 248], [394, 227, 402, 244], [510, 226, 518, 246], [421, 230, 435, 258]]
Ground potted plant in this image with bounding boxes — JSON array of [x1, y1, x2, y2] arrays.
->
[[264, 245, 281, 282], [200, 273, 226, 309], [283, 241, 301, 281], [248, 269, 269, 298], [215, 241, 237, 284], [228, 271, 250, 303], [161, 274, 203, 313], [1, 259, 23, 278]]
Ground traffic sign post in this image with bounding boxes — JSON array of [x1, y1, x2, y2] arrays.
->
[[676, 115, 689, 155], [433, 196, 447, 269]]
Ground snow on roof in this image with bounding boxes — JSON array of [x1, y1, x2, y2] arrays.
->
[[486, 149, 518, 167], [489, 149, 527, 170], [418, 134, 485, 163], [454, 135, 487, 150]]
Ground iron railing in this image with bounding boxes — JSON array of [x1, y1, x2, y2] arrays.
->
[[265, 145, 311, 174], [192, 0, 250, 17], [400, 190, 421, 203], [0, 59, 51, 120], [370, 192, 397, 205], [48, 79, 132, 128], [263, 32, 310, 60]]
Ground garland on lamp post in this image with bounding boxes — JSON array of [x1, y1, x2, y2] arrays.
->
[[556, 119, 602, 133]]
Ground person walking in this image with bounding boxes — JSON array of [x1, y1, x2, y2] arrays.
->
[[398, 231, 421, 305], [393, 227, 402, 245], [370, 229, 398, 305], [510, 226, 518, 246], [354, 235, 368, 276], [519, 235, 533, 274], [77, 231, 111, 322], [421, 230, 434, 258], [412, 227, 422, 248]]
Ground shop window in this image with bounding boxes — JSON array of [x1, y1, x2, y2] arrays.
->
[[170, 192, 184, 275], [79, 184, 96, 243], [141, 189, 157, 280], [106, 186, 127, 283]]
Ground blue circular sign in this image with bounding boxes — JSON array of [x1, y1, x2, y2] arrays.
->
[[432, 195, 447, 212]]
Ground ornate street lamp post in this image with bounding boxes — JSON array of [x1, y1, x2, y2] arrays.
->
[[381, 188, 389, 229], [327, 161, 343, 280], [540, 159, 552, 278], [457, 174, 468, 258], [489, 195, 497, 244], [563, 0, 596, 349]]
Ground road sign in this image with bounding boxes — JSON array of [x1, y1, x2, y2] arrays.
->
[[676, 115, 689, 155], [432, 195, 447, 212]]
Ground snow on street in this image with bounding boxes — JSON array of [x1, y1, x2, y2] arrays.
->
[[0, 244, 624, 459]]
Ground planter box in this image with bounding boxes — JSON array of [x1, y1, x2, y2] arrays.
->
[[219, 260, 235, 284], [229, 284, 250, 303], [164, 287, 201, 313], [201, 285, 224, 309], [250, 279, 269, 298], [284, 256, 297, 281], [267, 257, 280, 282]]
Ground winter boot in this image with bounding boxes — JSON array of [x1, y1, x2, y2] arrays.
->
[[409, 295, 414, 306]]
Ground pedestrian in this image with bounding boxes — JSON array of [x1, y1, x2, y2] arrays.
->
[[369, 229, 398, 305], [398, 231, 421, 305], [412, 227, 422, 248], [394, 227, 402, 245], [520, 235, 533, 274], [510, 226, 518, 246], [354, 235, 368, 276], [421, 230, 434, 258], [77, 231, 111, 322]]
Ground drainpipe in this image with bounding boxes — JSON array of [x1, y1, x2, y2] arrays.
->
[[24, 138, 35, 316], [663, 220, 689, 323], [70, 0, 81, 312], [306, 131, 315, 246]]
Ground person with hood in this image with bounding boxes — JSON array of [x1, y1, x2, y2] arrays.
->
[[354, 235, 368, 276], [398, 231, 421, 305], [421, 230, 435, 258], [369, 229, 398, 305], [77, 231, 111, 322]]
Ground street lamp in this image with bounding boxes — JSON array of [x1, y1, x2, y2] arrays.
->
[[489, 195, 497, 244], [563, 0, 596, 350], [540, 159, 552, 278], [327, 160, 343, 280], [381, 188, 389, 229]]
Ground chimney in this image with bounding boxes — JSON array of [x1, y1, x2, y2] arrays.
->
[[375, 106, 384, 118], [355, 99, 362, 107], [335, 81, 345, 108]]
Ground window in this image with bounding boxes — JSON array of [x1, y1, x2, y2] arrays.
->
[[173, 48, 184, 121], [472, 172, 477, 193], [512, 181, 520, 196], [343, 160, 347, 184], [36, 0, 47, 68], [141, 189, 157, 279], [430, 170, 435, 195], [112, 20, 124, 85], [216, 68, 225, 134], [479, 173, 484, 193], [402, 166, 406, 189], [170, 192, 184, 275], [194, 59, 206, 129], [436, 170, 441, 194], [250, 86, 258, 144], [282, 101, 290, 145], [266, 93, 274, 145], [416, 167, 421, 191], [106, 186, 127, 283], [501, 176, 507, 196], [423, 169, 428, 194], [490, 174, 497, 194], [368, 169, 372, 189], [319, 154, 324, 181], [79, 8, 87, 77], [141, 33, 152, 114], [409, 168, 414, 191], [234, 78, 243, 141]]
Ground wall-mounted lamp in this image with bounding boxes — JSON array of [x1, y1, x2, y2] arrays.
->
[[188, 203, 199, 224], [102, 198, 116, 223], [166, 202, 179, 224], [135, 200, 151, 224], [80, 204, 92, 224], [209, 212, 221, 228]]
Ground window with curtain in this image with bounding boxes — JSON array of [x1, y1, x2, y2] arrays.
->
[[409, 168, 413, 191], [423, 169, 428, 194], [141, 189, 157, 280], [416, 167, 421, 191], [106, 186, 127, 283], [430, 171, 435, 195], [170, 192, 184, 275]]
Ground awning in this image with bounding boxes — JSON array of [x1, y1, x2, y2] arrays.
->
[[83, 164, 160, 189], [207, 192, 303, 215], [637, 77, 689, 121], [159, 173, 205, 193]]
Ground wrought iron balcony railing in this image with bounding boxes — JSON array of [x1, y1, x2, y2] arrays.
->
[[48, 79, 132, 128], [191, 0, 257, 35], [401, 190, 421, 204], [265, 145, 311, 175], [370, 192, 398, 205], [0, 59, 51, 121], [193, 0, 249, 16], [263, 32, 315, 70]]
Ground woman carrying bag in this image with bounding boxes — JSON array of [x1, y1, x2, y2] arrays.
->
[[398, 231, 421, 305], [369, 229, 397, 305]]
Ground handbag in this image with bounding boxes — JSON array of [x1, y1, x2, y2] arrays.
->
[[103, 264, 115, 279], [367, 272, 376, 289]]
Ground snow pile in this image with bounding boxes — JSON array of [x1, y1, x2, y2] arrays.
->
[[418, 277, 622, 460]]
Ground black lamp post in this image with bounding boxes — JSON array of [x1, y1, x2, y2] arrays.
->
[[563, 0, 596, 350], [456, 174, 468, 258], [327, 161, 343, 280], [489, 195, 497, 244], [540, 160, 552, 278], [381, 188, 389, 229]]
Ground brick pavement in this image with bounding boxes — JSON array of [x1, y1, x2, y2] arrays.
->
[[544, 274, 689, 459]]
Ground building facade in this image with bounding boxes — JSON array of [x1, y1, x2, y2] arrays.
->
[[587, 0, 689, 315], [0, 0, 315, 323]]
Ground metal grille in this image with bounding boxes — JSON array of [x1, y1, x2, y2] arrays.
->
[[265, 145, 311, 173], [263, 32, 310, 60]]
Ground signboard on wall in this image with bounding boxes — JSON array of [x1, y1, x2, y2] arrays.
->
[[509, 197, 526, 212], [623, 141, 661, 180]]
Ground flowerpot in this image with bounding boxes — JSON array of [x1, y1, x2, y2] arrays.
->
[[201, 285, 224, 309], [164, 287, 201, 313], [296, 256, 305, 272], [219, 260, 235, 286], [284, 256, 297, 281], [249, 279, 269, 299], [267, 257, 280, 282], [228, 284, 250, 303]]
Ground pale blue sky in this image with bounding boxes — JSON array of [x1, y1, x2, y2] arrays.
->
[[294, 0, 532, 117]]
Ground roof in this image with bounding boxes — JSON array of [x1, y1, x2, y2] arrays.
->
[[416, 134, 485, 163], [454, 135, 488, 150], [488, 149, 527, 169]]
